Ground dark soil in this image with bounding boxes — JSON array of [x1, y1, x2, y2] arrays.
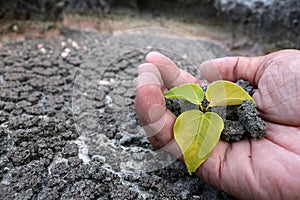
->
[[238, 100, 266, 140], [0, 29, 234, 199]]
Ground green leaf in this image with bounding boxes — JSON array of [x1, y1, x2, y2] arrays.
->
[[174, 110, 224, 173], [164, 84, 204, 105], [206, 80, 255, 107]]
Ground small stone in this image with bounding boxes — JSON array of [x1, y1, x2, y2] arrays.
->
[[113, 87, 127, 95], [119, 134, 133, 145], [61, 52, 69, 58], [62, 143, 78, 158], [91, 155, 106, 163], [133, 152, 145, 161]]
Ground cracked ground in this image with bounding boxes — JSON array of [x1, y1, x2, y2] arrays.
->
[[0, 29, 235, 199]]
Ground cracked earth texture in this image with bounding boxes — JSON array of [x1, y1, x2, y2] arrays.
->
[[0, 29, 235, 199]]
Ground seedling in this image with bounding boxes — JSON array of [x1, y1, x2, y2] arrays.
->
[[164, 80, 255, 173]]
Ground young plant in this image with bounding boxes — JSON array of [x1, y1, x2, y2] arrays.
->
[[164, 80, 255, 173]]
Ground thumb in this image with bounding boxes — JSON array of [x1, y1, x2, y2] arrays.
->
[[199, 56, 265, 86]]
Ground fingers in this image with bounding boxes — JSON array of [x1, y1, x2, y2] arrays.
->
[[135, 63, 177, 149], [200, 56, 266, 86], [146, 52, 199, 88], [138, 63, 163, 85]]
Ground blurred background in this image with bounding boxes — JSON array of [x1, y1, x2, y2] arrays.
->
[[1, 0, 300, 54]]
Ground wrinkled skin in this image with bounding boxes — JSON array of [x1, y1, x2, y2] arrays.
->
[[135, 50, 300, 199]]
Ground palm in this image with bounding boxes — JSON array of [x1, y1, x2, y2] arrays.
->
[[204, 123, 300, 199], [135, 50, 300, 199], [210, 51, 300, 199]]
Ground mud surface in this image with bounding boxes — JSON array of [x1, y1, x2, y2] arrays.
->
[[0, 29, 236, 199]]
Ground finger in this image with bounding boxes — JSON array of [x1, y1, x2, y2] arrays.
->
[[138, 63, 163, 85], [148, 134, 184, 162], [146, 51, 199, 88], [135, 66, 179, 152], [140, 107, 175, 146], [199, 56, 266, 86], [135, 72, 165, 125]]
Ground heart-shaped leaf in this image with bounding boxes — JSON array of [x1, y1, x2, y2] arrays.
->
[[174, 110, 224, 173], [206, 80, 255, 107], [164, 84, 204, 105]]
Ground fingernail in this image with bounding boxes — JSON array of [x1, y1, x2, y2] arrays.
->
[[199, 59, 222, 81], [138, 63, 163, 84], [135, 72, 161, 89], [199, 60, 214, 75], [138, 63, 156, 74], [145, 51, 161, 62]]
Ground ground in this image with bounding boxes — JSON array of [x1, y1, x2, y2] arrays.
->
[[0, 28, 238, 199], [1, 1, 299, 198]]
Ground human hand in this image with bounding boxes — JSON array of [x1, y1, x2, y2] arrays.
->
[[135, 50, 300, 199]]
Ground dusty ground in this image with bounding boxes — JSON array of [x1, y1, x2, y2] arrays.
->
[[0, 22, 241, 199], [1, 0, 299, 197], [0, 6, 285, 198], [0, 13, 274, 55]]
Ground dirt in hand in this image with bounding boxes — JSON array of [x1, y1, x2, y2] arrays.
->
[[238, 100, 266, 140], [166, 80, 266, 142]]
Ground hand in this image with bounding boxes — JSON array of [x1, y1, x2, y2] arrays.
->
[[135, 50, 300, 199]]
